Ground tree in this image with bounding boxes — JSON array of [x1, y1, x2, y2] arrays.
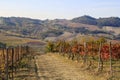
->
[[45, 41, 54, 52]]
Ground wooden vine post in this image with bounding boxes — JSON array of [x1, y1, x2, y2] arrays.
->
[[83, 42, 87, 64], [98, 42, 103, 72], [5, 48, 9, 80], [11, 48, 14, 80], [17, 46, 20, 61], [14, 47, 17, 73], [109, 42, 113, 75]]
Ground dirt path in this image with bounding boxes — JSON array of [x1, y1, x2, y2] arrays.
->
[[34, 53, 105, 80]]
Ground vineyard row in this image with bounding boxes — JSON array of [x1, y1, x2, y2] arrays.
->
[[46, 40, 120, 75], [0, 45, 29, 80]]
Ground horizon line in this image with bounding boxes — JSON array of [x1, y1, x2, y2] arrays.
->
[[0, 15, 120, 20]]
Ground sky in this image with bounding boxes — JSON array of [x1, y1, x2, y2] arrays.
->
[[0, 0, 120, 20]]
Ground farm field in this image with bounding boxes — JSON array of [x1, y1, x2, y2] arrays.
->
[[11, 53, 120, 80], [44, 39, 120, 80], [0, 38, 120, 80], [0, 33, 44, 46]]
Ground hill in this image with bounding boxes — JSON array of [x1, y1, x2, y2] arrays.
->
[[72, 15, 97, 25], [72, 15, 120, 27], [0, 16, 120, 41]]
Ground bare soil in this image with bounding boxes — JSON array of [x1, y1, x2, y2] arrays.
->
[[34, 53, 106, 80]]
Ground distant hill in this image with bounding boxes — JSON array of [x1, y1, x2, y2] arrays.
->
[[72, 15, 120, 27], [0, 16, 120, 41], [72, 15, 97, 25], [97, 17, 120, 27]]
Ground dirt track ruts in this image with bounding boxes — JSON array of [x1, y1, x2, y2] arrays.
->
[[34, 53, 105, 80]]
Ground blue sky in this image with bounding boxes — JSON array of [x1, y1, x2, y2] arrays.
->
[[0, 0, 120, 20]]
